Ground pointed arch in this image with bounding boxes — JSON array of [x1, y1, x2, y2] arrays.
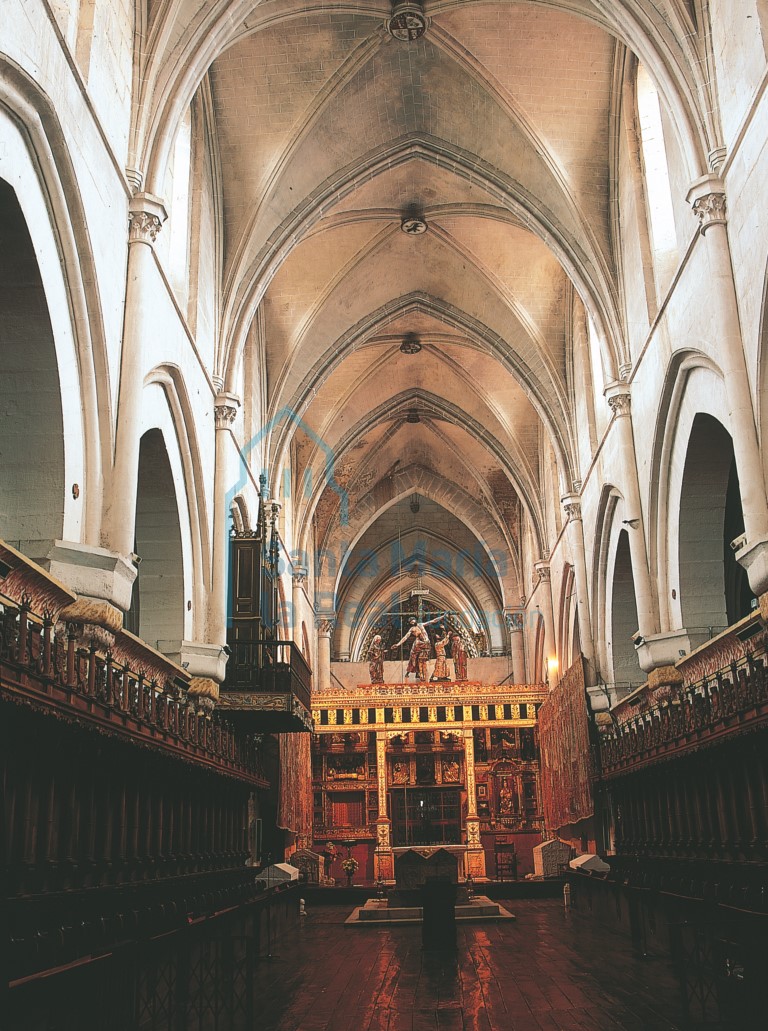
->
[[0, 57, 113, 545]]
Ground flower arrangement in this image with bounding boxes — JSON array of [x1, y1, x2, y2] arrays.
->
[[341, 857, 359, 875]]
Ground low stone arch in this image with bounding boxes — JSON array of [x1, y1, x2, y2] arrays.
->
[[676, 414, 752, 645], [649, 356, 733, 634], [557, 563, 579, 672], [607, 529, 644, 700], [128, 428, 187, 652], [145, 365, 213, 638], [0, 177, 66, 552], [591, 482, 635, 693]]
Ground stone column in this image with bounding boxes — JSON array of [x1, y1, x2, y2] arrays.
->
[[315, 616, 335, 692], [533, 561, 557, 685], [209, 393, 240, 648], [561, 495, 594, 668], [604, 386, 658, 641], [163, 400, 234, 705], [687, 175, 768, 595], [292, 567, 308, 642], [104, 194, 167, 560], [463, 728, 486, 879], [504, 609, 527, 684], [183, 393, 239, 708], [374, 731, 394, 882]]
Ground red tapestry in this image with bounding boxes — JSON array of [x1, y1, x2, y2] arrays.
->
[[538, 656, 593, 831], [278, 733, 312, 843]]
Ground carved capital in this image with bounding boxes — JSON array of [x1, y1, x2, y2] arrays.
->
[[504, 610, 524, 633], [293, 567, 308, 588], [214, 392, 240, 429], [128, 193, 167, 246], [562, 494, 582, 522], [534, 562, 551, 584], [316, 617, 336, 637], [692, 191, 727, 232], [687, 174, 727, 234], [607, 390, 631, 417]]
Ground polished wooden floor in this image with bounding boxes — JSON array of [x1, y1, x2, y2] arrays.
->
[[253, 900, 684, 1031]]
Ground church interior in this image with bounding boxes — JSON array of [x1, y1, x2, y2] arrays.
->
[[2, 1, 768, 1028]]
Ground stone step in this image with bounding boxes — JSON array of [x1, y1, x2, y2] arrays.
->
[[348, 895, 515, 925]]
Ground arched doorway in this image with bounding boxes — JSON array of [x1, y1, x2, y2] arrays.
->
[[0, 180, 65, 549], [127, 430, 185, 649], [679, 414, 753, 642], [610, 530, 644, 698]]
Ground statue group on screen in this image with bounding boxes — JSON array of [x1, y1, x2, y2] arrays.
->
[[367, 613, 469, 684]]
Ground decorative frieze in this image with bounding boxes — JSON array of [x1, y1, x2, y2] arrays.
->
[[311, 691, 541, 732]]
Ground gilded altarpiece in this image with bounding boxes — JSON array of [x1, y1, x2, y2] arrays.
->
[[311, 681, 546, 881]]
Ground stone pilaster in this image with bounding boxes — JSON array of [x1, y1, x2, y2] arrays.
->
[[534, 560, 557, 684], [210, 393, 240, 647], [315, 616, 335, 692], [561, 493, 595, 670], [688, 174, 768, 595], [503, 608, 526, 684], [605, 384, 659, 662], [103, 193, 167, 562]]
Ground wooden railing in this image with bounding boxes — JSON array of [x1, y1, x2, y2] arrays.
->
[[226, 636, 312, 712], [0, 598, 265, 784], [259, 639, 312, 711], [599, 655, 768, 776]]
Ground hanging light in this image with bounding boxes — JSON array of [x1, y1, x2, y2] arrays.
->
[[410, 493, 420, 514]]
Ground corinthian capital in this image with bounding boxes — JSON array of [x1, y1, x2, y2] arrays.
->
[[686, 174, 727, 234], [504, 609, 524, 633], [606, 387, 631, 417], [214, 392, 240, 429], [561, 493, 582, 522], [128, 193, 167, 245], [316, 616, 336, 636]]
